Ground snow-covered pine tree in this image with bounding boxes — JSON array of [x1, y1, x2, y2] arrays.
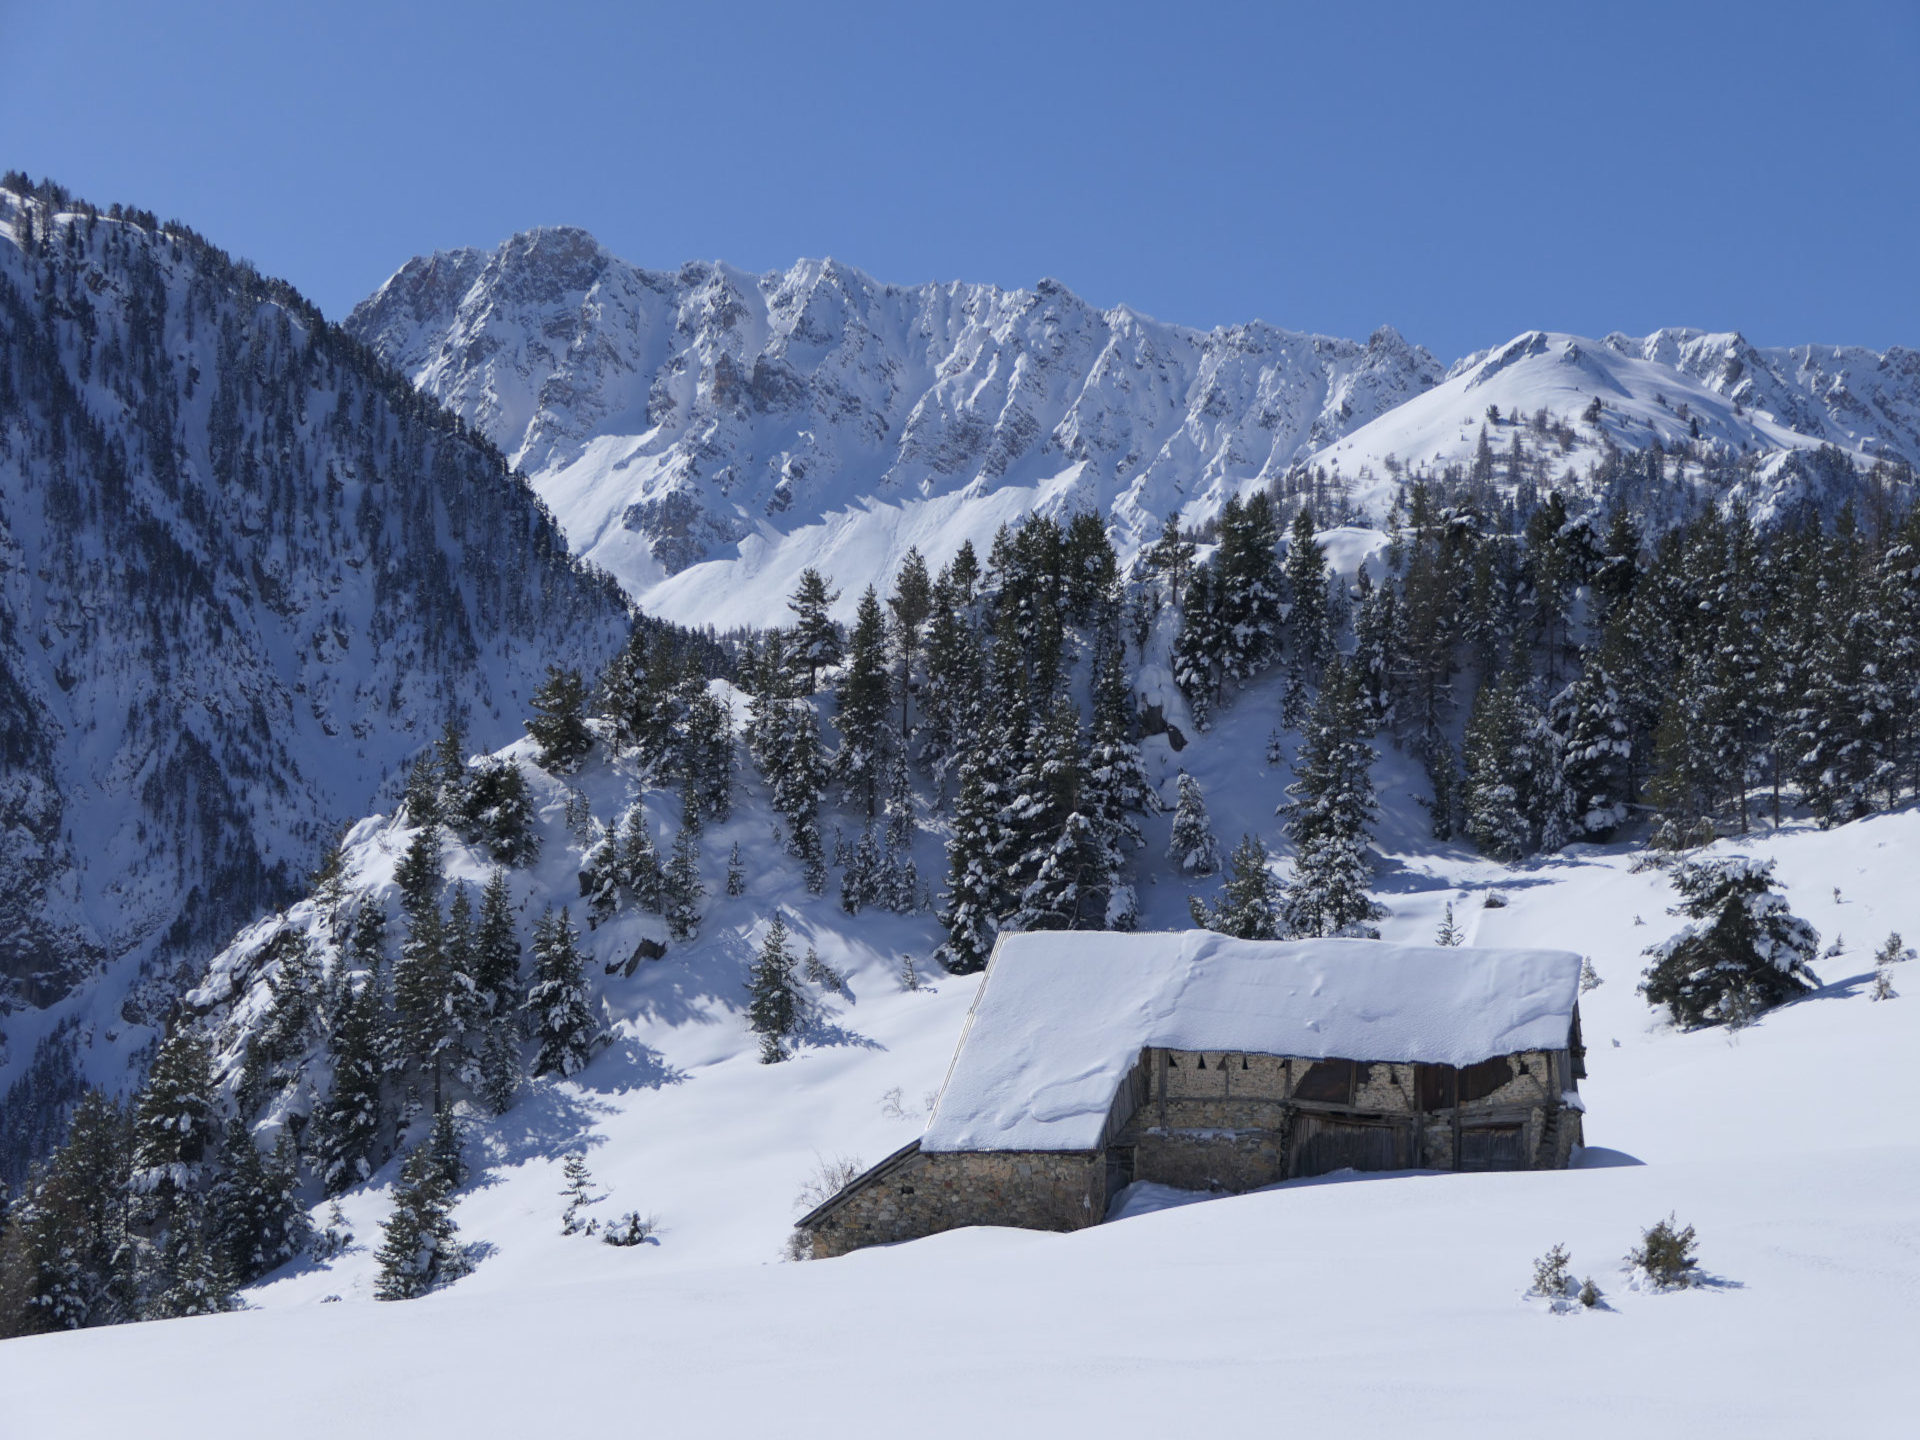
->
[[661, 825, 705, 941], [726, 841, 746, 897], [526, 908, 598, 1079], [888, 546, 934, 739], [1461, 672, 1531, 861], [840, 822, 882, 915], [836, 585, 893, 817], [1172, 564, 1222, 730], [210, 1122, 308, 1286], [936, 753, 1003, 974], [918, 570, 986, 794], [1350, 565, 1398, 734], [1280, 656, 1384, 938], [129, 1021, 217, 1200], [1282, 504, 1332, 693], [313, 977, 388, 1193], [879, 746, 918, 912], [746, 914, 803, 1064], [1639, 857, 1819, 1028], [1167, 772, 1222, 876], [786, 567, 843, 692], [1214, 492, 1284, 682], [1190, 834, 1283, 940], [1143, 510, 1197, 606], [0, 1090, 134, 1335], [1436, 904, 1464, 946], [559, 1153, 598, 1235], [459, 757, 540, 867], [1082, 632, 1150, 928], [525, 665, 592, 774], [372, 1141, 466, 1301]]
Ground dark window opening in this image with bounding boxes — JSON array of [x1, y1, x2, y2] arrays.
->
[[1459, 1056, 1516, 1103], [1292, 1058, 1356, 1104]]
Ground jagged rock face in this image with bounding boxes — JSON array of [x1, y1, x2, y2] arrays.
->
[[348, 231, 1444, 602], [1609, 329, 1920, 467], [0, 194, 627, 1047]]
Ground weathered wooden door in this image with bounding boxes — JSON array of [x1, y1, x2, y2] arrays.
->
[[1456, 1124, 1527, 1171], [1290, 1115, 1408, 1178]]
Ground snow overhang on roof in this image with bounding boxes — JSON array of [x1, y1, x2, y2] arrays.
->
[[921, 931, 1583, 1154]]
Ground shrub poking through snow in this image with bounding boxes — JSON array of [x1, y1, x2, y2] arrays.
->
[[793, 1154, 864, 1215], [1530, 1243, 1574, 1300], [1578, 1276, 1604, 1308], [1871, 931, 1910, 1001], [602, 1212, 657, 1247], [1640, 858, 1818, 1028], [1627, 1214, 1700, 1291]]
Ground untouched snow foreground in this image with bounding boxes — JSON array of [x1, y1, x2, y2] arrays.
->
[[5, 792, 1920, 1434]]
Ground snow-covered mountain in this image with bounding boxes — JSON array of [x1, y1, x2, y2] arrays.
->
[[0, 187, 629, 1168], [1312, 328, 1920, 517], [346, 229, 1442, 624]]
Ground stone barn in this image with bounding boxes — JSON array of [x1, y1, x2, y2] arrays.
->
[[798, 930, 1586, 1258]]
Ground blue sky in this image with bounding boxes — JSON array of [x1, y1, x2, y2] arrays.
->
[[2, 1, 1915, 359]]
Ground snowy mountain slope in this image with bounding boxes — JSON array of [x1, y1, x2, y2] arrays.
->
[[346, 229, 1442, 621], [1309, 328, 1910, 517], [0, 187, 629, 1167], [8, 652, 1918, 1437]]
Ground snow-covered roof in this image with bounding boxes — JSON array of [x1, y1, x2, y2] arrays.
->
[[922, 931, 1583, 1154]]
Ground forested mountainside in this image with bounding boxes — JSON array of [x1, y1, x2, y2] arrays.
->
[[0, 180, 630, 1178], [344, 227, 1443, 619], [349, 229, 1918, 630], [9, 453, 1920, 1333]]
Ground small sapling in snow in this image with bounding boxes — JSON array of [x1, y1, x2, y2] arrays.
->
[[1627, 1214, 1700, 1291], [1529, 1243, 1574, 1301]]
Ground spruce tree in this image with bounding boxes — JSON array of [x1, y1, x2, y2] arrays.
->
[[210, 1123, 308, 1285], [1172, 564, 1223, 729], [525, 665, 592, 774], [1640, 858, 1818, 1028], [888, 546, 934, 738], [1280, 657, 1383, 938], [559, 1153, 599, 1234], [725, 841, 746, 897], [936, 753, 1003, 973], [786, 568, 842, 691], [835, 585, 893, 817], [129, 1021, 217, 1199], [1282, 505, 1332, 692], [840, 822, 882, 915], [1167, 773, 1222, 876], [746, 914, 803, 1063], [313, 980, 387, 1194], [1190, 834, 1283, 940], [373, 1142, 466, 1301], [661, 824, 705, 941], [459, 758, 539, 867], [1461, 673, 1531, 861], [526, 908, 598, 1079]]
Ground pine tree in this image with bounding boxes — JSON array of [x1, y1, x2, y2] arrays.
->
[[0, 1090, 134, 1335], [1214, 493, 1284, 682], [1280, 657, 1383, 938], [1144, 510, 1197, 605], [936, 753, 1003, 973], [129, 1021, 217, 1199], [918, 573, 986, 792], [725, 841, 746, 897], [559, 1153, 599, 1235], [526, 908, 598, 1079], [1435, 904, 1463, 946], [1283, 505, 1332, 692], [473, 871, 522, 1022], [661, 825, 705, 941], [459, 757, 540, 867], [1190, 834, 1283, 940], [840, 821, 882, 915], [373, 1141, 466, 1301], [888, 546, 934, 739], [210, 1123, 308, 1285], [786, 568, 842, 691], [313, 979, 387, 1194], [525, 665, 592, 774], [1172, 564, 1223, 729], [746, 914, 803, 1063], [1461, 673, 1531, 861], [1639, 858, 1819, 1028], [1167, 773, 1222, 876], [835, 585, 893, 817]]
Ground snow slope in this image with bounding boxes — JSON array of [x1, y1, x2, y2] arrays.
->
[[5, 646, 1917, 1436], [346, 229, 1443, 623], [1310, 329, 1901, 517]]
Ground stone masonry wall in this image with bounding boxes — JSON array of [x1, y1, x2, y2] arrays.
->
[[804, 1148, 1105, 1259]]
